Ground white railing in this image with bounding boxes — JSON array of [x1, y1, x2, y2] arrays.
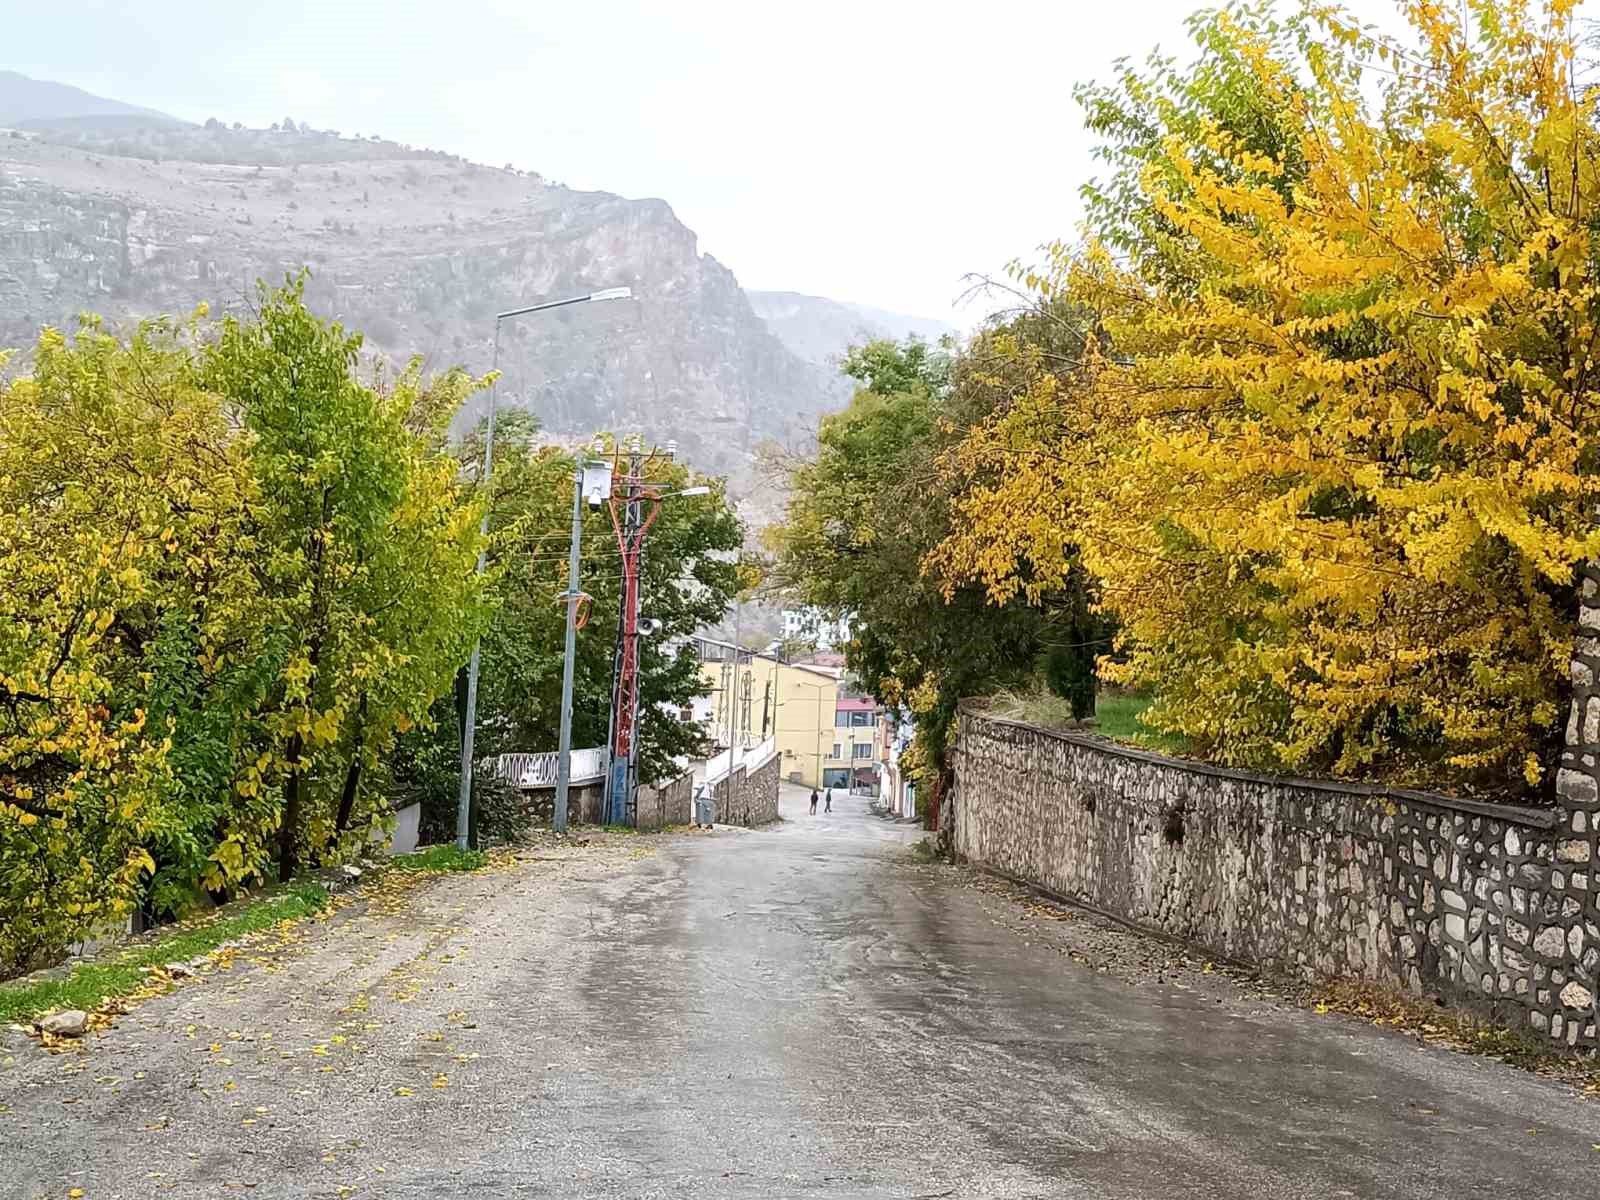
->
[[493, 746, 608, 789], [746, 735, 778, 772], [705, 735, 778, 786], [702, 745, 735, 787]]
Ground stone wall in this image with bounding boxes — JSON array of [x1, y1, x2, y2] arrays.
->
[[711, 753, 781, 828], [951, 707, 1599, 1049], [519, 780, 606, 826], [636, 771, 693, 831]]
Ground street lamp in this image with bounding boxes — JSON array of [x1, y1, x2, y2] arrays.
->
[[456, 286, 635, 850], [551, 456, 613, 834]]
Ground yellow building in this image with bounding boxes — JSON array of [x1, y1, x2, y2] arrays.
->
[[690, 636, 842, 789]]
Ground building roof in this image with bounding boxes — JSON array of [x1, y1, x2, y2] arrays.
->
[[685, 633, 841, 680], [794, 651, 846, 668], [836, 696, 879, 712]]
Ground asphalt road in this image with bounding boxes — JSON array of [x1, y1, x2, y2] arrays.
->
[[4, 783, 1599, 1199]]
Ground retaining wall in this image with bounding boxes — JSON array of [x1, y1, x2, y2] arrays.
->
[[712, 753, 780, 827], [636, 771, 693, 831], [951, 707, 1599, 1049], [520, 780, 606, 826]]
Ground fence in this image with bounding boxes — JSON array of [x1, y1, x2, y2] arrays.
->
[[493, 747, 608, 789], [705, 735, 777, 787]]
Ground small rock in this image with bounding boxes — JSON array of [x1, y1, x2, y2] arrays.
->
[[341, 864, 363, 880], [1534, 925, 1567, 958], [36, 1009, 88, 1037], [164, 961, 195, 978]]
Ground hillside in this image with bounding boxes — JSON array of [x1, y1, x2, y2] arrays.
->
[[746, 290, 954, 367], [0, 116, 833, 473]]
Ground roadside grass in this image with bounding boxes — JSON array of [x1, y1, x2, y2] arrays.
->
[[0, 882, 328, 1025], [390, 844, 488, 872]]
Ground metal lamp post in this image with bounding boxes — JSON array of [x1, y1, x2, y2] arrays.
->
[[456, 286, 634, 850], [551, 456, 616, 834]]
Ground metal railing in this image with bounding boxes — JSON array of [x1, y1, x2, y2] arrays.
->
[[705, 735, 778, 786], [493, 747, 608, 789]]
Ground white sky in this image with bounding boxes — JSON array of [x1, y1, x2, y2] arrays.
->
[[8, 0, 1405, 325]]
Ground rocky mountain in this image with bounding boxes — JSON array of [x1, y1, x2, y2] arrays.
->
[[0, 87, 837, 474], [746, 290, 954, 367]]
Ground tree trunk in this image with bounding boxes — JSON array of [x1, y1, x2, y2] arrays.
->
[[454, 664, 469, 753], [334, 696, 369, 835], [279, 732, 303, 881], [334, 755, 363, 836]]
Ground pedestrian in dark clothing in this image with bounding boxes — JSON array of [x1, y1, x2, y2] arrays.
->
[[809, 789, 818, 815], [824, 787, 832, 813]]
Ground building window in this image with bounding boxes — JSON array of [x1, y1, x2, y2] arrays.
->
[[679, 706, 694, 721], [852, 743, 872, 759], [832, 742, 842, 760], [834, 710, 850, 728], [850, 710, 872, 727]]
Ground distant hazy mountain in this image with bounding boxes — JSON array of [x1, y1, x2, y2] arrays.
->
[[746, 290, 954, 367], [0, 70, 180, 128], [0, 78, 845, 476]]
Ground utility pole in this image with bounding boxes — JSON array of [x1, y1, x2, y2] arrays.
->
[[454, 318, 501, 851], [601, 441, 707, 826], [727, 599, 743, 754], [552, 460, 589, 834], [606, 440, 648, 827]]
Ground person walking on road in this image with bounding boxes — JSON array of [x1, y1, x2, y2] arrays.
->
[[824, 786, 833, 813], [809, 789, 818, 815]]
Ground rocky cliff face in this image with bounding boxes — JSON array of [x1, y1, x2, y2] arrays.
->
[[0, 127, 830, 473]]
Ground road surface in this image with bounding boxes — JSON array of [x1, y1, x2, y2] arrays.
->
[[4, 783, 1598, 1198]]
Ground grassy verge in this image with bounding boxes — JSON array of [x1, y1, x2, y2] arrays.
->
[[390, 844, 488, 872], [0, 882, 328, 1025]]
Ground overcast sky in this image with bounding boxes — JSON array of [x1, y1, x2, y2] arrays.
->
[[8, 0, 1405, 325]]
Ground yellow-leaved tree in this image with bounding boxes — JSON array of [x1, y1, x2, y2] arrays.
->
[[933, 0, 1600, 795], [0, 315, 259, 970], [0, 285, 492, 976]]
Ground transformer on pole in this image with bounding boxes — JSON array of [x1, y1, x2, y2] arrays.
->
[[599, 439, 709, 826], [604, 439, 664, 826]]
